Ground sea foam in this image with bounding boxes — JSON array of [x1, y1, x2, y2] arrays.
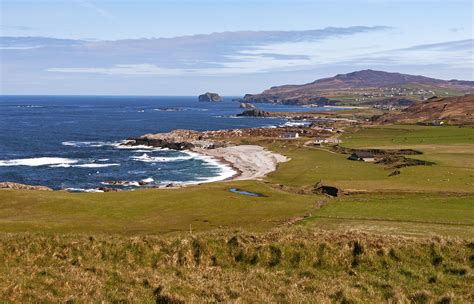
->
[[0, 157, 78, 167]]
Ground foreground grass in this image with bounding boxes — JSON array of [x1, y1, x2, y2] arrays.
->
[[1, 227, 472, 303], [0, 180, 315, 234]]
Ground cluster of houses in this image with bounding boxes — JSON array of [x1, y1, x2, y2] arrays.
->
[[354, 87, 435, 102], [279, 130, 378, 162], [279, 132, 343, 146]]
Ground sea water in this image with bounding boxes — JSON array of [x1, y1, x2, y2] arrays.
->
[[0, 95, 335, 191]]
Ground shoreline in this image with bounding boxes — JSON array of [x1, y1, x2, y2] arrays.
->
[[192, 145, 288, 181]]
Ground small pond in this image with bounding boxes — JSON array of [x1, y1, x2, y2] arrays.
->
[[228, 188, 266, 197]]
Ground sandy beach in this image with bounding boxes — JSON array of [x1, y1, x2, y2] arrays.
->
[[193, 145, 289, 180]]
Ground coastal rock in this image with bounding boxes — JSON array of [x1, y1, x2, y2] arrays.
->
[[236, 108, 270, 117], [97, 187, 123, 192], [125, 129, 228, 151], [0, 182, 53, 191], [239, 102, 256, 109], [126, 137, 195, 150], [198, 92, 223, 102]]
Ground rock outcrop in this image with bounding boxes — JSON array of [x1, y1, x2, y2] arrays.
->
[[0, 182, 53, 191], [125, 129, 228, 150], [236, 109, 270, 117], [198, 92, 223, 102]]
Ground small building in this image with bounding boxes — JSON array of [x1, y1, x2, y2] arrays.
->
[[314, 137, 342, 145], [348, 152, 376, 162], [281, 132, 299, 139]]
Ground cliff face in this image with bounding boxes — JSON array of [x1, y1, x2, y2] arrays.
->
[[198, 92, 223, 102], [377, 94, 474, 125]]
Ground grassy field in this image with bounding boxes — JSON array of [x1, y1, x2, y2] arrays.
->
[[1, 124, 473, 302], [0, 180, 315, 234], [1, 228, 473, 303]]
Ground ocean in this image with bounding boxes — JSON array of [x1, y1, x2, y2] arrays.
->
[[0, 96, 333, 191]]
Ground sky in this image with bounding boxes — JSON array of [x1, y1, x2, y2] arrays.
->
[[0, 0, 473, 95]]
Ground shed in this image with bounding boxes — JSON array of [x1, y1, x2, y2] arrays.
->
[[348, 152, 376, 162]]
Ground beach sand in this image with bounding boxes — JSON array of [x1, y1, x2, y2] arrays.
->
[[193, 145, 288, 180]]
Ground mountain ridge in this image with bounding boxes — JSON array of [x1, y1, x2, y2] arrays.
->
[[243, 70, 474, 105]]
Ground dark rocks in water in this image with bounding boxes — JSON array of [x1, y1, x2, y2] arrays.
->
[[239, 102, 256, 109], [97, 187, 122, 192], [126, 137, 195, 150], [0, 182, 52, 191], [198, 92, 223, 102], [237, 108, 271, 117]]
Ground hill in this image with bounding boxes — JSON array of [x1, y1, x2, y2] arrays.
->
[[243, 70, 474, 105], [377, 94, 474, 125]]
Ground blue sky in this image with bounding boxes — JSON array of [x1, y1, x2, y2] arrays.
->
[[1, 0, 473, 95]]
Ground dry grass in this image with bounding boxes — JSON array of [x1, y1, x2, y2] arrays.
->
[[1, 227, 473, 303]]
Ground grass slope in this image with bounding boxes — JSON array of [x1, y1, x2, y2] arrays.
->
[[0, 181, 315, 234], [1, 228, 473, 303]]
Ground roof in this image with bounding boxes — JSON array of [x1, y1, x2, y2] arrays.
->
[[351, 151, 375, 158]]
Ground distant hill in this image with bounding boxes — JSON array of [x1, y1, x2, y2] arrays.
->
[[243, 70, 474, 106], [377, 94, 474, 125]]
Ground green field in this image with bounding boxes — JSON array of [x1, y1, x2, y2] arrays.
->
[[1, 124, 473, 302], [0, 180, 314, 234]]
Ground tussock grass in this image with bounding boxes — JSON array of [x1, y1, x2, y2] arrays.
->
[[1, 227, 473, 303]]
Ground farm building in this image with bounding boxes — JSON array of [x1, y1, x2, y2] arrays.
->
[[348, 152, 376, 162]]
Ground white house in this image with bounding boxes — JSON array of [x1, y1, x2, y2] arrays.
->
[[281, 132, 299, 139]]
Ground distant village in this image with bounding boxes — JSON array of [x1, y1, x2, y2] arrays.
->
[[352, 87, 436, 102]]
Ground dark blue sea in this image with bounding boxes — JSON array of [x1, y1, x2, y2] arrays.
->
[[0, 96, 332, 191]]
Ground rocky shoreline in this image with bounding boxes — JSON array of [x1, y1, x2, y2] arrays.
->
[[123, 128, 290, 181]]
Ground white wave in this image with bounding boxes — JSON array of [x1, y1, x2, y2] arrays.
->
[[114, 144, 162, 150], [17, 105, 44, 108], [0, 157, 78, 167], [50, 163, 73, 168], [73, 163, 120, 168], [101, 180, 140, 187], [141, 177, 154, 184], [280, 121, 310, 127], [169, 151, 236, 184], [62, 141, 114, 148], [130, 153, 192, 162], [65, 188, 104, 193]]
